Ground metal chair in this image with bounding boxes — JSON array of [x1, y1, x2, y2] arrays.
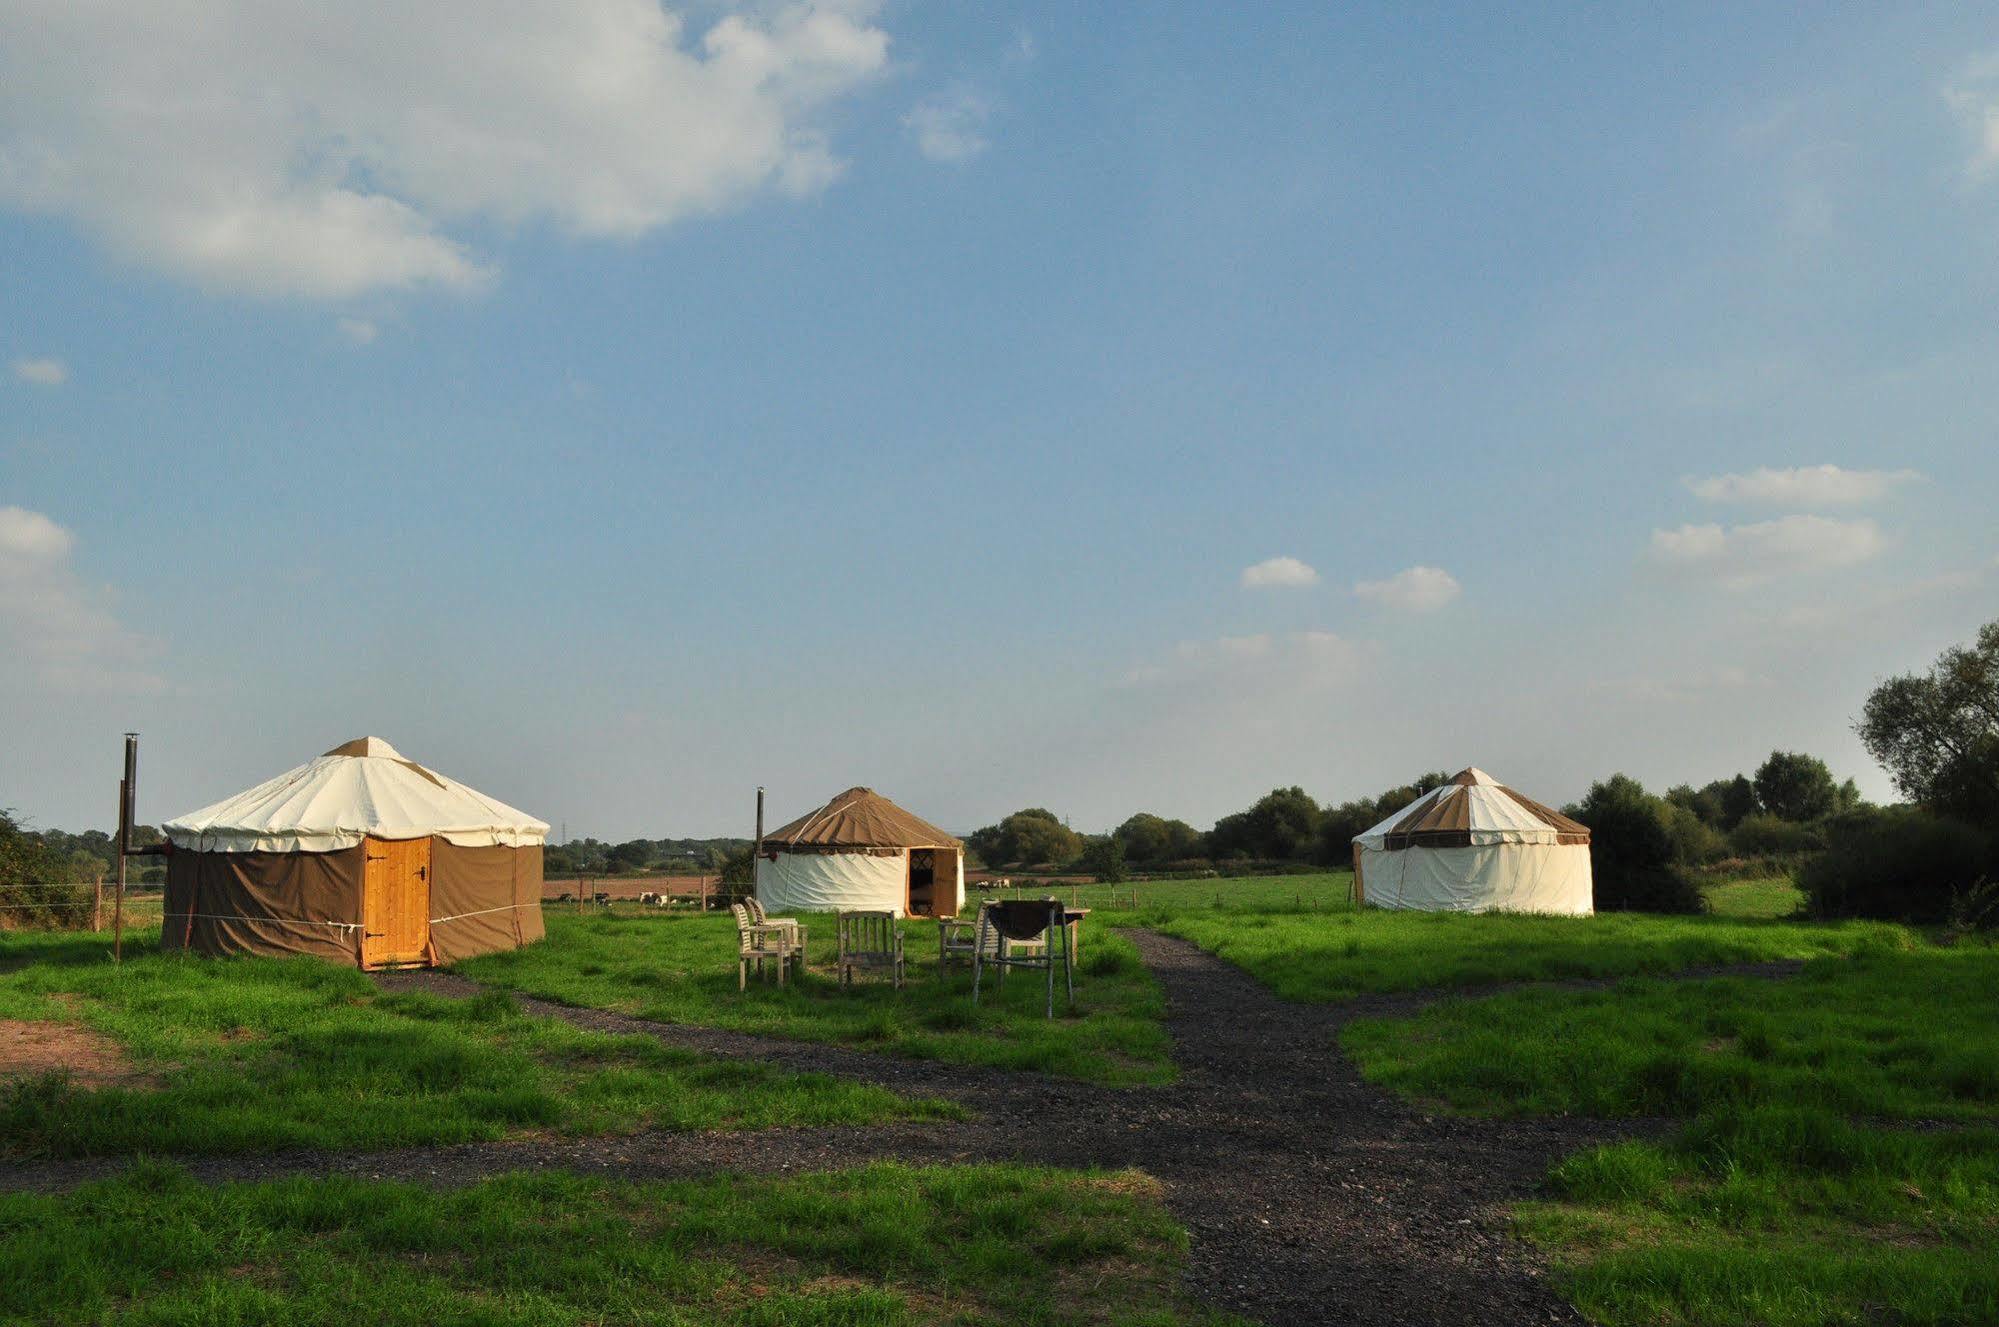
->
[[972, 897, 1074, 1018], [836, 909, 905, 989]]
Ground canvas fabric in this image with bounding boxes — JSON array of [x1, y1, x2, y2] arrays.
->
[[1357, 842, 1593, 916], [163, 737, 548, 853], [761, 787, 960, 849]]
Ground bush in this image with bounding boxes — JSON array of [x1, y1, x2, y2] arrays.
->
[[1797, 807, 1992, 923], [1728, 813, 1826, 857], [1570, 775, 1706, 914]]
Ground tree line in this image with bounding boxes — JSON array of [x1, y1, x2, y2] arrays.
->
[[969, 619, 1999, 923]]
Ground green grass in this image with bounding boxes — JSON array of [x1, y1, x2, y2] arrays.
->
[[1343, 943, 1999, 1326], [0, 929, 950, 1158], [1151, 905, 1913, 1001], [459, 911, 1174, 1086], [0, 1162, 1233, 1326], [1701, 874, 1805, 919]]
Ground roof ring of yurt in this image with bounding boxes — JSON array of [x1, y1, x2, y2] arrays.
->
[[160, 737, 549, 969], [756, 787, 965, 918], [1350, 767, 1593, 915]]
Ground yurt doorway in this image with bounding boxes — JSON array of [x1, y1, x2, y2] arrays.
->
[[905, 848, 959, 918], [363, 836, 431, 968]]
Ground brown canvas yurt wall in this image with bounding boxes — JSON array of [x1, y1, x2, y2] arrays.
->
[[428, 841, 545, 962], [162, 845, 364, 963], [162, 839, 544, 967]]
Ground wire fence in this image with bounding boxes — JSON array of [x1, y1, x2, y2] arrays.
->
[[0, 879, 164, 931]]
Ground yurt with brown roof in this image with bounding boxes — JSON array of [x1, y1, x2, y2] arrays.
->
[[1351, 767, 1593, 915], [160, 738, 548, 968], [756, 787, 964, 918]]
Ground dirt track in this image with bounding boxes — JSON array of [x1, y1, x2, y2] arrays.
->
[[3, 936, 1814, 1325]]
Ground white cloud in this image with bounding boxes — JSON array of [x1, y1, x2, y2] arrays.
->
[[904, 89, 991, 164], [336, 318, 379, 346], [0, 2, 891, 299], [1685, 464, 1921, 508], [1592, 665, 1770, 703], [1946, 52, 1999, 174], [1240, 555, 1319, 590], [1122, 630, 1365, 690], [1650, 514, 1887, 590], [1353, 565, 1461, 613], [0, 506, 163, 692], [11, 357, 67, 385]]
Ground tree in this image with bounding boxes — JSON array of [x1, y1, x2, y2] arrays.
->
[[1081, 835, 1128, 883], [1206, 787, 1320, 861], [0, 810, 90, 927], [1112, 813, 1200, 864], [1858, 619, 1999, 824], [607, 839, 654, 872], [1752, 751, 1840, 823], [968, 809, 1083, 868]]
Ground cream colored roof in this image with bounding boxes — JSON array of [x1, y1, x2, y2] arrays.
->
[[163, 737, 549, 853], [1353, 767, 1589, 850]]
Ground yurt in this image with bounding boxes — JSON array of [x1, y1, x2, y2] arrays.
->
[[161, 738, 548, 968], [1351, 767, 1593, 915], [756, 787, 964, 918]]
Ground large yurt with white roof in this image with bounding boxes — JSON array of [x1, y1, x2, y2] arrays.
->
[[161, 737, 548, 968], [1351, 767, 1593, 915]]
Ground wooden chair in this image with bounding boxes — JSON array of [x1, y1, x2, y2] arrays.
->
[[732, 902, 799, 989], [972, 897, 1074, 1018], [938, 902, 1000, 970], [747, 895, 808, 960], [836, 909, 904, 989]]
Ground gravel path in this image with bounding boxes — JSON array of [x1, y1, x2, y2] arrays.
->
[[0, 938, 1815, 1326]]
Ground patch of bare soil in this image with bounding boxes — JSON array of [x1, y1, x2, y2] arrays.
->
[[0, 1017, 153, 1089]]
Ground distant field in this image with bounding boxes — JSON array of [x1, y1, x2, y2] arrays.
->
[[1701, 874, 1805, 919], [0, 928, 943, 1158], [1150, 905, 1913, 1002]]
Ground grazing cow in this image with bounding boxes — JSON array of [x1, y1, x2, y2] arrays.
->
[[639, 891, 662, 906]]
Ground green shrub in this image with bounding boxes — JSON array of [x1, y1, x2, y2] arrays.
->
[[1798, 807, 1992, 923], [1571, 775, 1706, 914], [1730, 814, 1827, 857]]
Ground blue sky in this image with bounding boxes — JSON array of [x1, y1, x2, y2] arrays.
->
[[4, 2, 1996, 838]]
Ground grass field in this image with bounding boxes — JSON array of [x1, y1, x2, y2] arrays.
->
[[0, 929, 948, 1158], [460, 910, 1174, 1086], [0, 1162, 1234, 1326], [1149, 903, 1911, 1002], [1700, 875, 1806, 919], [1344, 944, 1999, 1326]]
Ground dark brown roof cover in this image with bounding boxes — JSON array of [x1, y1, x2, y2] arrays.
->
[[761, 787, 961, 849]]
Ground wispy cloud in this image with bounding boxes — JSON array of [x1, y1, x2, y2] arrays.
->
[[1651, 515, 1887, 589], [1122, 630, 1365, 690], [904, 89, 991, 165], [0, 3, 891, 299], [1685, 464, 1921, 508], [1353, 565, 1461, 613], [1240, 555, 1319, 590], [336, 318, 379, 346], [11, 357, 67, 386], [1946, 51, 1999, 175], [0, 506, 164, 693]]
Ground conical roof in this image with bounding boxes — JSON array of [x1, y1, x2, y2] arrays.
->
[[1353, 768, 1588, 850], [762, 787, 960, 849], [163, 737, 549, 853]]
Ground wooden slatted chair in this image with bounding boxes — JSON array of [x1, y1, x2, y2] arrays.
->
[[836, 909, 904, 989], [746, 895, 808, 966], [732, 902, 798, 989], [938, 902, 999, 970]]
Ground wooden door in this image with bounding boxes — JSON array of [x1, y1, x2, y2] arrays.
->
[[363, 836, 431, 967]]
